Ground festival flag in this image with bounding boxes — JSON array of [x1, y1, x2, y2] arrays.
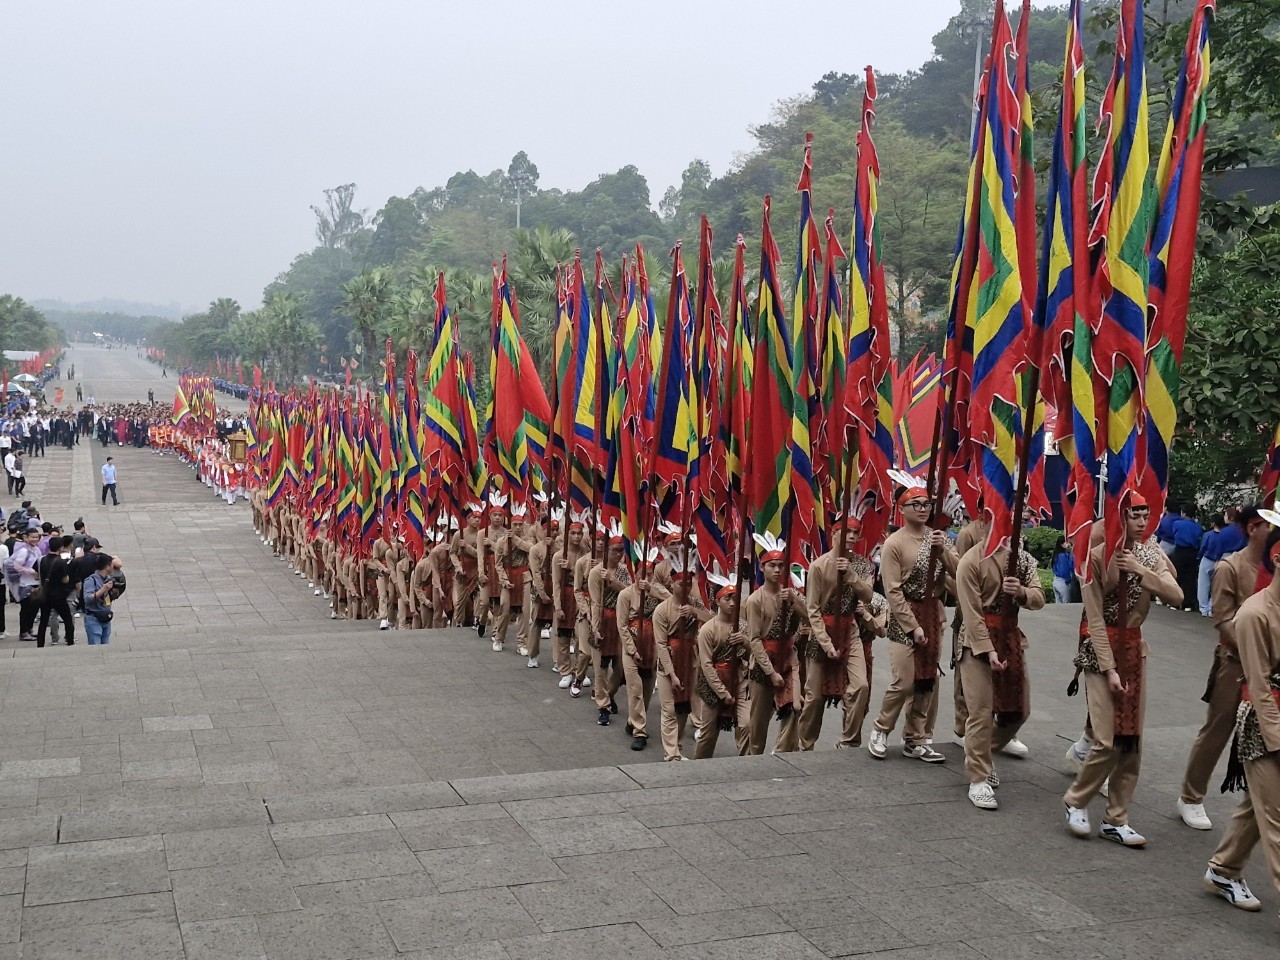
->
[[965, 2, 1031, 554], [721, 235, 754, 498], [401, 348, 425, 555], [1094, 0, 1155, 560], [789, 135, 821, 557], [819, 209, 847, 519], [894, 354, 942, 477], [1036, 0, 1095, 537], [172, 381, 192, 426], [378, 341, 400, 531], [1140, 0, 1215, 519], [691, 216, 731, 576], [845, 65, 895, 551], [745, 196, 795, 544], [1261, 422, 1280, 504], [602, 257, 652, 555], [566, 252, 601, 510], [652, 241, 697, 493]]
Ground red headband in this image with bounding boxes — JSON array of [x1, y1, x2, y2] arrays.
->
[[609, 536, 626, 547], [761, 549, 785, 564], [897, 488, 929, 507], [715, 584, 738, 601], [1125, 492, 1148, 510], [569, 521, 584, 531]]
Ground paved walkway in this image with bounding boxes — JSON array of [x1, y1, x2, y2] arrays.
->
[[0, 345, 1272, 958]]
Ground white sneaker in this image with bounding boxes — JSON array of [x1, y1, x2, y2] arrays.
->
[[903, 743, 947, 763], [540, 627, 550, 640], [987, 769, 1000, 789], [1064, 804, 1091, 837], [1203, 868, 1262, 911], [968, 782, 998, 810], [868, 729, 888, 759], [558, 675, 572, 689], [517, 645, 529, 657], [1100, 823, 1146, 847], [492, 640, 503, 652], [308, 582, 314, 589], [527, 657, 538, 668], [1100, 778, 1110, 798], [1063, 744, 1087, 774], [551, 665, 561, 674], [1177, 800, 1212, 830], [1002, 738, 1029, 758], [953, 733, 966, 747], [379, 619, 390, 631], [314, 589, 322, 597], [581, 676, 592, 688], [330, 612, 338, 620]]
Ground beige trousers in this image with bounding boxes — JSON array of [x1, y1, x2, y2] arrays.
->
[[692, 697, 723, 759], [797, 642, 870, 751], [959, 649, 1025, 784], [952, 620, 969, 737], [572, 615, 593, 683], [843, 641, 875, 747], [553, 626, 573, 674], [591, 644, 623, 712], [622, 652, 656, 739], [745, 677, 798, 755], [1063, 666, 1146, 825], [1180, 645, 1244, 805], [656, 674, 689, 759], [874, 641, 940, 746], [1209, 753, 1280, 899]]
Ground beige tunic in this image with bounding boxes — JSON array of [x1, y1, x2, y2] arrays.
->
[[956, 548, 1044, 655]]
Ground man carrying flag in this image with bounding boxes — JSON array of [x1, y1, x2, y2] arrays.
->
[[1064, 493, 1182, 845], [799, 518, 874, 751], [868, 482, 957, 764]]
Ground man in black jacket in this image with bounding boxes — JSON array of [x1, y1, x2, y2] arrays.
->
[[36, 536, 76, 647]]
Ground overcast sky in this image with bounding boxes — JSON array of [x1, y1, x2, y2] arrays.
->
[[2, 0, 988, 314]]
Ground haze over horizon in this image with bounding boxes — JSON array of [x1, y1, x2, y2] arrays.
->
[[3, 1, 1020, 314]]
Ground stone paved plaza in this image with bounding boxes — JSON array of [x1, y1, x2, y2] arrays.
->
[[0, 344, 1273, 958]]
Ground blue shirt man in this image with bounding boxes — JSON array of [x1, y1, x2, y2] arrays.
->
[[1156, 510, 1180, 546], [1216, 522, 1246, 558], [1172, 516, 1204, 549], [1198, 527, 1224, 562]]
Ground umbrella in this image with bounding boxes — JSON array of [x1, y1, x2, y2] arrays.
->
[[12, 374, 38, 383], [3, 383, 30, 395]]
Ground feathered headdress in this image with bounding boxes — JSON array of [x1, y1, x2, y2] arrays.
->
[[888, 468, 929, 506], [705, 565, 739, 601], [752, 531, 786, 564]]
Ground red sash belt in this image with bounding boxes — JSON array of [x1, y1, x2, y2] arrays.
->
[[1241, 684, 1280, 708], [982, 612, 1028, 727], [1108, 626, 1144, 752], [908, 597, 942, 693], [668, 629, 696, 707], [600, 608, 619, 658], [629, 618, 656, 671], [819, 614, 849, 703]]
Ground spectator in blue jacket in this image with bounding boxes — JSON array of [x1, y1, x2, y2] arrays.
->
[[1051, 538, 1075, 604], [1215, 505, 1247, 558], [1171, 504, 1204, 611], [1156, 503, 1180, 556], [1197, 519, 1226, 616]]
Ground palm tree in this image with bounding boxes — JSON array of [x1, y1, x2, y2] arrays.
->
[[510, 226, 576, 374], [386, 285, 434, 355], [340, 268, 392, 368], [263, 291, 321, 384]]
